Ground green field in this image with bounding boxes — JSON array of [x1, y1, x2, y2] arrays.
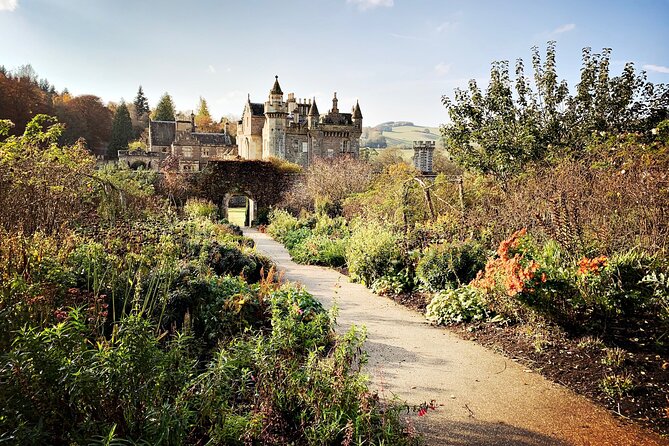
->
[[227, 207, 246, 227], [379, 125, 443, 149]]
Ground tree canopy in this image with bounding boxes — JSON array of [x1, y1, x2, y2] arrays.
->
[[133, 85, 150, 117], [194, 96, 218, 132], [108, 101, 133, 158], [153, 92, 176, 121], [441, 42, 669, 180]]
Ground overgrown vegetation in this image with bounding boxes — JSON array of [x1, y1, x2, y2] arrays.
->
[[267, 44, 669, 435], [0, 116, 419, 445]]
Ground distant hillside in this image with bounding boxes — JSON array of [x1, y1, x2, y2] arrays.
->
[[361, 122, 443, 149]]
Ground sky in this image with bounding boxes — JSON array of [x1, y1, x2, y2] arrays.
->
[[1, 0, 668, 127]]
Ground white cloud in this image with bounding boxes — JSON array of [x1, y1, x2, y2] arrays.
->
[[0, 0, 18, 11], [434, 62, 451, 76], [207, 65, 216, 74], [347, 0, 393, 11], [643, 64, 669, 74], [551, 23, 575, 34], [389, 32, 428, 42], [436, 21, 455, 33]]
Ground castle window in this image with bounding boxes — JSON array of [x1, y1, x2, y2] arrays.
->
[[202, 148, 210, 157], [302, 142, 308, 153], [182, 146, 193, 158], [341, 140, 349, 153], [327, 148, 334, 158]]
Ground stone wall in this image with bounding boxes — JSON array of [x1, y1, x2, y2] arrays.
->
[[193, 159, 300, 222]]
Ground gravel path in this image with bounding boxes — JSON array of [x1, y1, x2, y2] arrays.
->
[[246, 228, 668, 446]]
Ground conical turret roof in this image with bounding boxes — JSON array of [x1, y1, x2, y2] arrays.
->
[[353, 100, 363, 119], [271, 75, 283, 95], [308, 98, 319, 116]]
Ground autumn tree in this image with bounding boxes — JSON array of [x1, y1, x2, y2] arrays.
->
[[107, 101, 133, 158], [0, 66, 54, 136], [55, 94, 112, 152], [195, 96, 218, 132], [153, 92, 175, 121]]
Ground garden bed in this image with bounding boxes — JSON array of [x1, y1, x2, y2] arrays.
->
[[450, 318, 669, 437]]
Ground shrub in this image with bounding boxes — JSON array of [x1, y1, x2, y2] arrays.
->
[[426, 286, 489, 325], [281, 227, 312, 251], [290, 233, 348, 267], [184, 198, 218, 220], [267, 209, 300, 241], [416, 240, 487, 291], [0, 311, 196, 444], [641, 270, 669, 321], [371, 269, 415, 296], [578, 250, 658, 318], [346, 223, 403, 286]]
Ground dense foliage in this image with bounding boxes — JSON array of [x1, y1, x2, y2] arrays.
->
[[0, 117, 418, 445], [441, 43, 669, 181]]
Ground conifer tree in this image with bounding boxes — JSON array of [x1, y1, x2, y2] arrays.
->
[[133, 85, 150, 117], [107, 101, 133, 159], [153, 92, 176, 121], [195, 96, 217, 132]]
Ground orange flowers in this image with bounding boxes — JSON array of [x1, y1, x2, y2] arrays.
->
[[577, 255, 608, 276], [472, 229, 540, 297]]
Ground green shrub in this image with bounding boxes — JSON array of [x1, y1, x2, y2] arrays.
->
[[346, 223, 403, 286], [281, 227, 312, 251], [641, 270, 669, 321], [290, 233, 348, 267], [267, 209, 300, 241], [184, 198, 218, 220], [426, 285, 489, 325], [416, 240, 487, 291], [371, 269, 415, 295], [207, 241, 265, 280], [580, 250, 658, 317], [0, 310, 196, 444]]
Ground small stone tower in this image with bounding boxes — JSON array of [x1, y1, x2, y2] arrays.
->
[[308, 98, 319, 128], [263, 76, 288, 158], [413, 140, 435, 173], [352, 100, 363, 129]]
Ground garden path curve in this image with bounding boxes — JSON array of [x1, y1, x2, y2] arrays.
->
[[246, 228, 667, 446]]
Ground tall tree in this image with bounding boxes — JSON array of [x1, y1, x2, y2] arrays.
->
[[55, 94, 112, 152], [0, 68, 54, 136], [441, 43, 669, 180], [153, 92, 175, 121], [133, 85, 150, 116], [108, 101, 133, 159], [195, 96, 217, 132]]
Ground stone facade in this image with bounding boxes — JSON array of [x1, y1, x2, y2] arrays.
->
[[413, 140, 435, 173], [118, 115, 236, 172], [237, 76, 363, 167]]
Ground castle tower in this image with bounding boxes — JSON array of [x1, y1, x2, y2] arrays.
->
[[263, 75, 288, 158], [331, 92, 339, 114], [413, 140, 435, 173], [352, 100, 363, 129], [308, 98, 320, 128]]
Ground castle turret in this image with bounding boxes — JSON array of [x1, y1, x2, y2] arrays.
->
[[263, 75, 288, 158], [331, 92, 339, 114], [352, 100, 362, 129], [308, 98, 320, 128]]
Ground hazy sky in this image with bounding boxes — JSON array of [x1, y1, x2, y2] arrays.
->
[[1, 0, 668, 126]]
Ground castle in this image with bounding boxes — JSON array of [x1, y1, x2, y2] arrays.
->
[[237, 76, 363, 167], [117, 76, 362, 171]]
